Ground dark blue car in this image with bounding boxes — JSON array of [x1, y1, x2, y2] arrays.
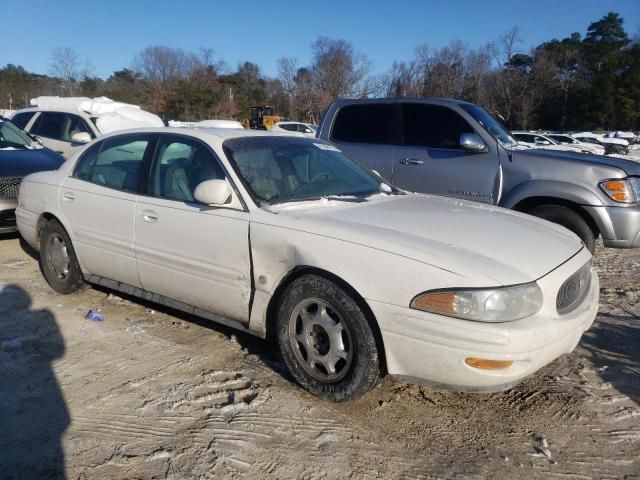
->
[[0, 117, 64, 233]]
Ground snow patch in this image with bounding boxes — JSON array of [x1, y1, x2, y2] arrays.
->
[[30, 96, 164, 134]]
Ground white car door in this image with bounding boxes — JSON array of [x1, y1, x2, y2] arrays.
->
[[134, 134, 252, 323], [59, 133, 154, 287]]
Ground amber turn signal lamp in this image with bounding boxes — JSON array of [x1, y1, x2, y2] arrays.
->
[[465, 358, 513, 370], [412, 292, 456, 315], [602, 181, 626, 192]]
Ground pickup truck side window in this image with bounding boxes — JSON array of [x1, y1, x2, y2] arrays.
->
[[402, 104, 474, 149], [331, 104, 394, 145]]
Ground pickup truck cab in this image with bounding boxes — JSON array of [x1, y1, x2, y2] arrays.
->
[[317, 98, 640, 251]]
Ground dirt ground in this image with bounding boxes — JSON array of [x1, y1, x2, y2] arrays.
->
[[0, 233, 638, 480]]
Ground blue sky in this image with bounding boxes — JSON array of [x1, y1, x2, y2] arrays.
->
[[2, 0, 638, 78]]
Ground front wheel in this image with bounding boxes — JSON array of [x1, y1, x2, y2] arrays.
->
[[276, 275, 381, 401], [39, 219, 85, 294], [528, 205, 596, 253]]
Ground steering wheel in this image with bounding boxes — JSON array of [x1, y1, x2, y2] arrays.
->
[[310, 172, 331, 183]]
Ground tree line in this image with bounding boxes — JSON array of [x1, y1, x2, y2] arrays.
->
[[0, 12, 638, 131]]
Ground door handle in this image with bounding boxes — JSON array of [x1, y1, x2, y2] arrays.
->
[[399, 158, 424, 165], [62, 192, 75, 202], [141, 210, 158, 223]]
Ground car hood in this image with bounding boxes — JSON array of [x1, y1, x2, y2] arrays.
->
[[0, 147, 65, 177], [268, 194, 583, 286], [513, 148, 640, 175]]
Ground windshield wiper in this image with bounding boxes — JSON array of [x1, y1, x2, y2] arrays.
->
[[0, 140, 29, 150], [322, 195, 368, 203]]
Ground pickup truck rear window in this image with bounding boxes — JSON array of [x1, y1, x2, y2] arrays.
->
[[331, 104, 394, 145]]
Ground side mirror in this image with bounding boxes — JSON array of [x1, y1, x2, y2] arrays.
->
[[194, 179, 232, 206], [71, 132, 91, 144], [460, 133, 487, 153]]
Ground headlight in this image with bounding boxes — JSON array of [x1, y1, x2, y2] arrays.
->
[[410, 283, 543, 322], [599, 177, 640, 203]]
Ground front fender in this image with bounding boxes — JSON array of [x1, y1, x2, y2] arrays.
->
[[500, 180, 605, 209]]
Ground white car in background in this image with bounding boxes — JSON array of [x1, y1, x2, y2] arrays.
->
[[546, 133, 606, 156], [512, 132, 591, 154], [16, 128, 598, 401], [271, 121, 317, 137], [11, 96, 164, 158], [168, 119, 245, 130], [572, 132, 629, 155]]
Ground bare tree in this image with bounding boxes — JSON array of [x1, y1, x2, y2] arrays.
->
[[49, 47, 91, 95], [277, 57, 299, 117], [310, 37, 372, 99], [133, 46, 198, 112]]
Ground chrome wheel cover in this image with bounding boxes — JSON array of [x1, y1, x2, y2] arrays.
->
[[47, 234, 70, 279], [288, 297, 353, 382]]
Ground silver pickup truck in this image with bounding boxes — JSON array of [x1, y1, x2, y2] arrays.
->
[[317, 98, 640, 251]]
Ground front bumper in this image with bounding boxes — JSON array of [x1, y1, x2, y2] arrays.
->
[[584, 204, 640, 248], [0, 198, 18, 233], [369, 248, 598, 392]]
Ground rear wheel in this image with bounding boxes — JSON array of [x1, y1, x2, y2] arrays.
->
[[528, 205, 596, 253], [39, 219, 85, 294], [276, 274, 381, 401]]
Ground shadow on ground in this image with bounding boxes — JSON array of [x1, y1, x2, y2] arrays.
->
[[0, 284, 69, 479], [582, 310, 640, 405]]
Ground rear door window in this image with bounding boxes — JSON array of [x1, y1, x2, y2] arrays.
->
[[331, 104, 395, 145], [89, 135, 151, 193], [401, 104, 474, 149], [10, 112, 36, 130]]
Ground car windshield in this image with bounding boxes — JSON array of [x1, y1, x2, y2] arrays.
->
[[461, 104, 516, 147], [0, 119, 33, 149], [224, 136, 388, 204]]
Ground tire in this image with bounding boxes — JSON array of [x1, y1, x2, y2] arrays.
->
[[528, 205, 596, 253], [39, 219, 85, 294], [276, 274, 381, 401]]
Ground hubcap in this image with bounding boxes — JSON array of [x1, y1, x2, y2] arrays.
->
[[48, 234, 70, 279], [288, 297, 353, 382]]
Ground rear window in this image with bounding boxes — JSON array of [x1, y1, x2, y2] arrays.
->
[[331, 104, 394, 145]]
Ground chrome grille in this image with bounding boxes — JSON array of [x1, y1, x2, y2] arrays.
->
[[0, 177, 22, 199], [556, 260, 592, 315]]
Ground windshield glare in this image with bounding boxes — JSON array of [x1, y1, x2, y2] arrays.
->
[[0, 119, 33, 148], [224, 137, 385, 204], [461, 104, 515, 146]]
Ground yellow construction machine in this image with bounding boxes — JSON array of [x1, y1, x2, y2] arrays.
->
[[241, 106, 286, 130]]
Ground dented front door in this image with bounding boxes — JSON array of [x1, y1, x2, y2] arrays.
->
[[134, 197, 252, 323]]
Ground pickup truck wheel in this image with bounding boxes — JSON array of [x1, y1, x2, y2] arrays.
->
[[39, 219, 85, 294], [276, 274, 381, 401], [528, 205, 596, 253]]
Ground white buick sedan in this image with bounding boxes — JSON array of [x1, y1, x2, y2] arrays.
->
[[16, 128, 599, 401]]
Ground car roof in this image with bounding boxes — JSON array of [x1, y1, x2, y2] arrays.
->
[[12, 106, 93, 116], [329, 96, 477, 107], [96, 126, 313, 143]]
